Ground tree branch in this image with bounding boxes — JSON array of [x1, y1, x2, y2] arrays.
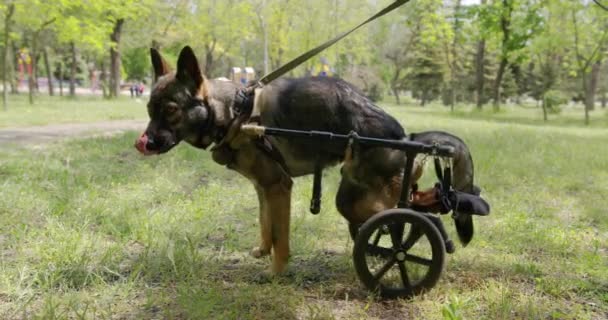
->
[[593, 0, 608, 11]]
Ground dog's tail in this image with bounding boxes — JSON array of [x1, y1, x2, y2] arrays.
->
[[454, 213, 474, 247], [454, 184, 483, 246]]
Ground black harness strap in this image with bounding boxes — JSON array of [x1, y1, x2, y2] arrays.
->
[[223, 0, 412, 215], [310, 161, 323, 215]]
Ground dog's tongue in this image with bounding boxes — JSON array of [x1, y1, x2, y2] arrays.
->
[[135, 133, 149, 154]]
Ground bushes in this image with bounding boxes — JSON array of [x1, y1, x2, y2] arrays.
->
[[543, 90, 568, 114]]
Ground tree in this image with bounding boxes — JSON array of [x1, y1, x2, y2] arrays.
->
[[8, 0, 61, 104], [474, 0, 543, 109], [543, 0, 608, 124], [472, 0, 488, 109], [2, 2, 15, 110], [570, 3, 607, 120]]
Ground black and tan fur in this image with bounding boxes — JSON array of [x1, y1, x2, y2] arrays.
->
[[135, 46, 478, 274]]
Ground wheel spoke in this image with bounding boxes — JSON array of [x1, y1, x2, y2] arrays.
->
[[389, 222, 405, 249], [405, 254, 433, 266], [366, 245, 393, 258], [371, 229, 382, 246], [373, 257, 397, 281], [397, 261, 411, 289], [401, 226, 423, 251]]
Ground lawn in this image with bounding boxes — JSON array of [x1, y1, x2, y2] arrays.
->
[[0, 102, 606, 319], [0, 94, 147, 128]]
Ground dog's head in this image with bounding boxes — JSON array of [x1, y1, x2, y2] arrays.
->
[[135, 46, 214, 155]]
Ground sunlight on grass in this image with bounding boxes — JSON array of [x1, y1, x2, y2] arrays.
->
[[0, 105, 606, 319], [0, 94, 147, 128]]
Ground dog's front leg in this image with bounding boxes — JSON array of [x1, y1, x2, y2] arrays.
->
[[231, 143, 293, 274], [262, 180, 292, 274], [250, 185, 272, 258]]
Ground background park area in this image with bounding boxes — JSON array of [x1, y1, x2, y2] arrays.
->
[[1, 0, 607, 319]]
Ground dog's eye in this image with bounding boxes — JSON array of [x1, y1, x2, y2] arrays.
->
[[165, 102, 179, 114]]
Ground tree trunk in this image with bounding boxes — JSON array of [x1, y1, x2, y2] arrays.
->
[[69, 42, 76, 97], [475, 0, 487, 109], [33, 53, 40, 91], [109, 19, 124, 98], [391, 68, 401, 105], [255, 1, 269, 75], [450, 83, 456, 112], [421, 90, 428, 106], [205, 41, 215, 76], [493, 58, 508, 110], [58, 62, 64, 96], [585, 60, 601, 111], [100, 60, 109, 99], [475, 39, 485, 109], [43, 47, 54, 96], [451, 0, 462, 112], [28, 36, 38, 105], [10, 42, 19, 94], [2, 3, 15, 111], [541, 93, 547, 121], [581, 73, 589, 125], [492, 0, 513, 110], [393, 87, 400, 105]]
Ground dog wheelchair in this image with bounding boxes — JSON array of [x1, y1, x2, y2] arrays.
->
[[241, 125, 490, 299]]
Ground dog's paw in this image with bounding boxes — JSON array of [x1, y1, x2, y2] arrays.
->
[[250, 246, 271, 259]]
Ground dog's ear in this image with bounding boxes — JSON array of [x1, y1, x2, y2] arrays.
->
[[176, 46, 207, 97], [150, 48, 171, 82]]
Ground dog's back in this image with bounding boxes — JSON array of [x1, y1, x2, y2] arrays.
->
[[258, 77, 406, 176]]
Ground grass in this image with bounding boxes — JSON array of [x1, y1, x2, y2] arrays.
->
[[0, 102, 607, 319], [0, 94, 147, 128]]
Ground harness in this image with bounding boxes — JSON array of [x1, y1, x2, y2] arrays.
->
[[208, 0, 414, 212], [211, 0, 414, 154]]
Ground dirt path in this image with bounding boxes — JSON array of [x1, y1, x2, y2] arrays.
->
[[0, 120, 147, 146]]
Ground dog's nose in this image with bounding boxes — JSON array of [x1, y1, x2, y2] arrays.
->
[[135, 133, 150, 154], [145, 136, 158, 151]]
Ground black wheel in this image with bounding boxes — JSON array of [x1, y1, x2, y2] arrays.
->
[[348, 223, 360, 241], [353, 209, 446, 299]]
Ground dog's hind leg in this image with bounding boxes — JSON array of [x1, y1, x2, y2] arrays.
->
[[336, 147, 413, 224]]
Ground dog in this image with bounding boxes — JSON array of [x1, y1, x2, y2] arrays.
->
[[134, 46, 480, 274]]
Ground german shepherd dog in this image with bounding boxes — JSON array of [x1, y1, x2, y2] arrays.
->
[[135, 46, 479, 274]]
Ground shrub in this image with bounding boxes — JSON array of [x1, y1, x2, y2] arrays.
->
[[544, 90, 568, 114]]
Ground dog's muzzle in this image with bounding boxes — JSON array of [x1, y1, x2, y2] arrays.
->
[[134, 132, 158, 155]]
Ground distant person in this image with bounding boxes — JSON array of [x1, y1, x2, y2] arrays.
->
[[129, 84, 135, 98], [138, 83, 144, 97]]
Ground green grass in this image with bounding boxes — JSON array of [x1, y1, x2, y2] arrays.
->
[[0, 94, 147, 128], [0, 103, 607, 319]]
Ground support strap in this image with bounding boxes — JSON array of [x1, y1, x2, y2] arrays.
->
[[310, 160, 323, 214]]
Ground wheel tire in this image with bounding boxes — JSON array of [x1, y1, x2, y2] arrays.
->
[[353, 209, 446, 299], [348, 223, 360, 241]]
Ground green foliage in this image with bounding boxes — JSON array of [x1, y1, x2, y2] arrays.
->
[[122, 47, 149, 81], [1, 0, 607, 122], [543, 90, 567, 114], [442, 295, 468, 320], [409, 46, 444, 105]]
